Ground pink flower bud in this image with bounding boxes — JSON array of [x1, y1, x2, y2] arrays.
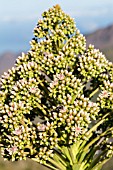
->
[[57, 74, 65, 80], [38, 124, 46, 131], [7, 112, 12, 117], [7, 146, 18, 155], [13, 128, 22, 135], [100, 90, 109, 98], [29, 87, 37, 93]]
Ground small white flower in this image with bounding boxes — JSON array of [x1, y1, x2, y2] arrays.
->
[[88, 101, 94, 107], [72, 125, 81, 135], [110, 83, 113, 88], [53, 112, 57, 118], [52, 79, 58, 86], [28, 61, 35, 67], [13, 127, 22, 135], [60, 106, 67, 113], [37, 124, 46, 131], [29, 87, 37, 93], [6, 146, 18, 155], [13, 85, 18, 91], [100, 90, 109, 98], [18, 100, 24, 108], [7, 112, 12, 117], [29, 78, 36, 83], [57, 74, 65, 80], [2, 72, 10, 79]]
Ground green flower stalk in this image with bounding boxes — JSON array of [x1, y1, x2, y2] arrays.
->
[[0, 4, 113, 170]]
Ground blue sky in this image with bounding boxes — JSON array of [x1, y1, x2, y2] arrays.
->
[[0, 0, 113, 53]]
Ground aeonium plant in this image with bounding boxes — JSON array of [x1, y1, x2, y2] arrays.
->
[[0, 4, 113, 170]]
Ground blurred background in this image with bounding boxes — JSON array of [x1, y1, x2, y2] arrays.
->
[[0, 0, 113, 169]]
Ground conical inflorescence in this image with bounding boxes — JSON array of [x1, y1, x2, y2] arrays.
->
[[0, 5, 113, 170]]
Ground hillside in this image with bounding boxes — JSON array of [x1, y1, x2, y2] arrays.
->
[[0, 52, 17, 76], [86, 24, 113, 62]]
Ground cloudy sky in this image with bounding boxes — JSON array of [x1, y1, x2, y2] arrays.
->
[[0, 0, 113, 53]]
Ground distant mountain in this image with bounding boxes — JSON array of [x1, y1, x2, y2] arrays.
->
[[86, 24, 113, 62], [0, 52, 17, 76]]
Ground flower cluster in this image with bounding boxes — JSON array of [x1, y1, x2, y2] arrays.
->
[[77, 45, 109, 81], [47, 94, 99, 145], [30, 4, 86, 78], [49, 70, 83, 104], [0, 4, 113, 169]]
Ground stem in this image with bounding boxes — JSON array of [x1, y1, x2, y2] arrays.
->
[[63, 36, 75, 50], [83, 127, 113, 152], [84, 146, 100, 163], [91, 158, 110, 170], [69, 142, 81, 164], [88, 112, 110, 134], [78, 113, 111, 164], [61, 146, 73, 166], [88, 149, 108, 170], [68, 147, 75, 165], [71, 85, 85, 104], [78, 112, 110, 152], [36, 102, 47, 115], [89, 87, 99, 98]]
